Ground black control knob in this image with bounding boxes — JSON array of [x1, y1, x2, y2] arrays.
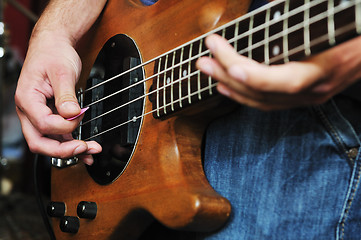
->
[[47, 202, 66, 217], [60, 216, 80, 233], [77, 201, 97, 219]]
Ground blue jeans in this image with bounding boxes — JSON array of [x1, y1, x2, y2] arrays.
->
[[194, 95, 361, 240]]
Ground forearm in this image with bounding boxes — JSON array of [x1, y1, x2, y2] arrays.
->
[[31, 0, 107, 47]]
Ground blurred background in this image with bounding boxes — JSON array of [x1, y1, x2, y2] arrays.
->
[[1, 0, 51, 239]]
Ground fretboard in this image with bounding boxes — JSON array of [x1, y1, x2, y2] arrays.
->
[[151, 0, 361, 118]]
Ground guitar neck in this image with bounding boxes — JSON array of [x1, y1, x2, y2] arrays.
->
[[152, 0, 361, 118]]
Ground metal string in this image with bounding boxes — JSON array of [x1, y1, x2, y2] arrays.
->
[[80, 0, 358, 140]]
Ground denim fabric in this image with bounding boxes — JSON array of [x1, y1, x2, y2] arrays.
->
[[193, 95, 361, 240], [137, 0, 361, 239]]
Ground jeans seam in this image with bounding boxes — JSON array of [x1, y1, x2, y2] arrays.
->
[[313, 103, 361, 240], [338, 158, 361, 240], [313, 106, 350, 161]]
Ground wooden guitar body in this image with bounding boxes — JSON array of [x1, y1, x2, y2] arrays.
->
[[51, 0, 251, 239]]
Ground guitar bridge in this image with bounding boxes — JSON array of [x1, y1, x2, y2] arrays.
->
[[51, 157, 79, 168]]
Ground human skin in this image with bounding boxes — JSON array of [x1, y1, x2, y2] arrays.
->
[[14, 0, 361, 164]]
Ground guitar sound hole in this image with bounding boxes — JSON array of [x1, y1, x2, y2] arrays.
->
[[80, 34, 145, 185]]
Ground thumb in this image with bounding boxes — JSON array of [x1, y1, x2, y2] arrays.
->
[[50, 67, 81, 119]]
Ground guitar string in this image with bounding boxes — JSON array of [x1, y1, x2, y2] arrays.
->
[[82, 22, 356, 141], [82, 0, 325, 95], [80, 1, 355, 127], [80, 1, 355, 129], [82, 0, 285, 93], [82, 0, 353, 111], [82, 0, 344, 114]]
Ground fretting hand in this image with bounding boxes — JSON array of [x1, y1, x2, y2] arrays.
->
[[197, 34, 361, 110]]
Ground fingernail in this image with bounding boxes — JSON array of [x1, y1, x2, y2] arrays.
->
[[73, 145, 86, 156], [228, 65, 247, 82], [61, 101, 80, 113], [86, 147, 101, 155]]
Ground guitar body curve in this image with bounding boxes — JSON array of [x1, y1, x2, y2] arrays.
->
[[51, 0, 251, 239]]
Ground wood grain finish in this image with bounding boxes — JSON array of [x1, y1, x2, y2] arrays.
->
[[51, 0, 251, 239]]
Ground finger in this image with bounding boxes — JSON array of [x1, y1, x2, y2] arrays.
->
[[197, 56, 331, 108], [216, 83, 305, 111], [205, 34, 324, 94], [15, 73, 82, 135], [17, 107, 88, 158], [84, 141, 102, 155], [77, 141, 103, 166], [196, 56, 266, 101], [16, 100, 81, 135], [205, 34, 251, 68], [48, 59, 82, 119], [79, 155, 94, 166]]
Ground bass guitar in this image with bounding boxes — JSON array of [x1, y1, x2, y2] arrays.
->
[[49, 0, 361, 239]]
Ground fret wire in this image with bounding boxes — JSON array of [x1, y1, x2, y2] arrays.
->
[[81, 1, 359, 132], [304, 0, 311, 56], [84, 19, 356, 139], [82, 0, 329, 97], [221, 28, 226, 38], [208, 47, 213, 95], [283, 0, 290, 63], [171, 51, 176, 111], [84, 0, 355, 113], [356, 0, 361, 33], [82, 0, 324, 95], [264, 8, 271, 65], [179, 47, 184, 108], [197, 38, 203, 100], [268, 22, 356, 64], [187, 43, 193, 104], [208, 76, 213, 95], [163, 54, 169, 114], [328, 0, 336, 46], [82, 21, 357, 130], [156, 58, 162, 117], [81, 0, 356, 116], [237, 1, 353, 58], [248, 14, 254, 59], [234, 22, 239, 51]]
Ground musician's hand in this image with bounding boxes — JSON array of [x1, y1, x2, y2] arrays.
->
[[15, 33, 102, 165], [196, 34, 361, 110]]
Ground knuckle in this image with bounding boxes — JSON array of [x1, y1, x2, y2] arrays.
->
[[36, 119, 51, 134], [28, 142, 41, 154], [14, 91, 24, 108], [286, 80, 306, 94]]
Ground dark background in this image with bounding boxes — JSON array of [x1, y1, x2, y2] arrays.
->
[[1, 0, 50, 239]]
